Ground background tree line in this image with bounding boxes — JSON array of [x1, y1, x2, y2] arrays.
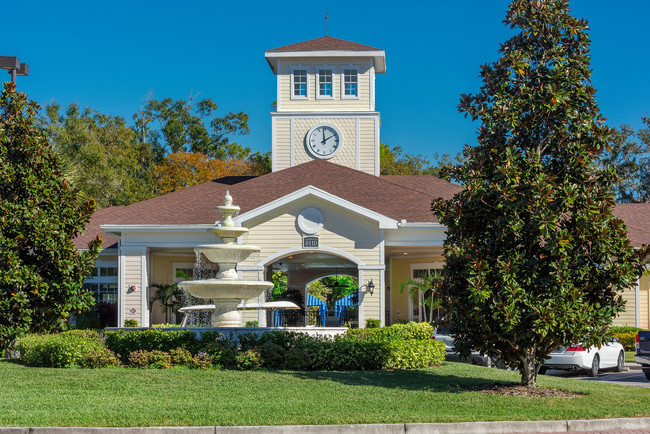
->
[[37, 95, 271, 209], [35, 93, 648, 210]]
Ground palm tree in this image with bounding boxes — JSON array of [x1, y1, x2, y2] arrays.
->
[[399, 270, 442, 324]]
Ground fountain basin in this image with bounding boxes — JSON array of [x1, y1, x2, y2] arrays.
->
[[195, 243, 262, 264], [178, 279, 273, 300], [208, 227, 249, 240]]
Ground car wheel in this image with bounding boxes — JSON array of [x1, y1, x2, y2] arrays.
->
[[614, 351, 624, 372], [538, 366, 547, 375], [644, 370, 650, 381], [588, 354, 599, 377]]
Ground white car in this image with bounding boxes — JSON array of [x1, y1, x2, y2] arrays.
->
[[540, 341, 625, 377]]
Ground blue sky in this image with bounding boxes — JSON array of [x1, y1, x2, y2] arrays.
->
[[5, 1, 649, 160]]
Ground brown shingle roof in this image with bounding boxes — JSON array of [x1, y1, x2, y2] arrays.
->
[[73, 206, 125, 249], [91, 160, 459, 230], [381, 175, 462, 197], [613, 203, 650, 247], [266, 36, 381, 52]]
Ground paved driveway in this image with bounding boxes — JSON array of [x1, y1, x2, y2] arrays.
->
[[546, 368, 650, 388]]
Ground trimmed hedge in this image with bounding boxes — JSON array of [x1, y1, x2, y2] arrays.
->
[[344, 321, 434, 342], [16, 330, 120, 368], [16, 325, 446, 371], [611, 326, 644, 334], [105, 329, 200, 362]]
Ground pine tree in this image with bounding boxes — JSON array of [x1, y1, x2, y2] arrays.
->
[[433, 0, 649, 387], [0, 83, 101, 352]]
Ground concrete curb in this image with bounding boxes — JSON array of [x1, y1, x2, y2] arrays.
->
[[625, 362, 642, 371], [1, 417, 650, 434]]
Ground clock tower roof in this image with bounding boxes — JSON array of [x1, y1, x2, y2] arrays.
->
[[265, 36, 386, 74]]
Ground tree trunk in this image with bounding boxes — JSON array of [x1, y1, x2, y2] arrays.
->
[[520, 355, 538, 388]]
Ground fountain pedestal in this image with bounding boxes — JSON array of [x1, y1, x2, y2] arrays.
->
[[178, 192, 273, 327]]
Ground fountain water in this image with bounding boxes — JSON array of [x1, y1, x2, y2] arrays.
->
[[178, 192, 273, 327]]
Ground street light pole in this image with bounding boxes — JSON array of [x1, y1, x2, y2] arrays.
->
[[0, 56, 29, 84]]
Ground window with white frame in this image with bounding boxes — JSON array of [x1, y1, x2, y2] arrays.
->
[[291, 67, 308, 99], [316, 67, 333, 98], [84, 260, 118, 304], [342, 67, 359, 98]]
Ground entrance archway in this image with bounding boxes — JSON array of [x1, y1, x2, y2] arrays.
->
[[262, 250, 360, 327]]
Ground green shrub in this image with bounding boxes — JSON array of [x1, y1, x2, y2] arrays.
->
[[345, 322, 434, 342], [127, 349, 172, 369], [283, 346, 312, 370], [191, 353, 214, 369], [105, 329, 200, 362], [78, 347, 121, 368], [123, 319, 139, 327], [611, 326, 644, 334], [366, 319, 381, 328], [203, 335, 238, 368], [236, 349, 263, 370], [258, 342, 284, 368], [383, 340, 446, 370], [237, 333, 261, 351], [245, 321, 259, 327], [169, 348, 193, 366], [16, 330, 117, 368], [613, 332, 637, 351]]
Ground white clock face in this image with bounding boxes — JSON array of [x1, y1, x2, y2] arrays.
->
[[307, 124, 341, 158]]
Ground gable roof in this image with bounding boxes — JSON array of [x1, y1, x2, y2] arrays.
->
[[73, 205, 125, 249], [266, 36, 381, 53], [265, 36, 386, 74], [90, 160, 460, 231]]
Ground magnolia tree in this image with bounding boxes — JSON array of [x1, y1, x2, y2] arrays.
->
[[432, 0, 648, 387], [0, 83, 101, 353]]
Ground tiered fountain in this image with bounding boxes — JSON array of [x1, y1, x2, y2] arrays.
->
[[178, 192, 273, 327]]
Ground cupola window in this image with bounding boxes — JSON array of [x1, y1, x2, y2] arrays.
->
[[291, 67, 308, 99], [342, 68, 359, 98], [317, 68, 333, 98]]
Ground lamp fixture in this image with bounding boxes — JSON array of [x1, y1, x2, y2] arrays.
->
[[360, 279, 375, 296]]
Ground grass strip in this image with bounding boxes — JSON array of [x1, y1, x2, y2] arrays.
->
[[0, 360, 648, 427]]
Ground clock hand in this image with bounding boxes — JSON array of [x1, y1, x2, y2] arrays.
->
[[324, 135, 334, 142], [321, 129, 326, 144]]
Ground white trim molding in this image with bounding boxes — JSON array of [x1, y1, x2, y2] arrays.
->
[[271, 111, 380, 118], [369, 59, 375, 111], [258, 245, 366, 268], [265, 50, 386, 74], [289, 117, 294, 167], [234, 185, 399, 229], [636, 277, 641, 328], [374, 116, 380, 176], [355, 117, 360, 170], [272, 116, 277, 172]]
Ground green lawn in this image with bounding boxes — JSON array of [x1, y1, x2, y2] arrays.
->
[[0, 360, 648, 427], [627, 351, 636, 363]]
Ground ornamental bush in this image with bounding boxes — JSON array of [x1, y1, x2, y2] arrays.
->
[[611, 326, 644, 334], [16, 330, 119, 368], [345, 321, 434, 342], [613, 332, 637, 352], [128, 349, 172, 369], [236, 349, 263, 370], [105, 329, 200, 362]]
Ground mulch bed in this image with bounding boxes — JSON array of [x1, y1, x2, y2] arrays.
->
[[469, 382, 583, 398]]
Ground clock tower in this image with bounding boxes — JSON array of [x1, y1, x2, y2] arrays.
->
[[265, 36, 386, 175]]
